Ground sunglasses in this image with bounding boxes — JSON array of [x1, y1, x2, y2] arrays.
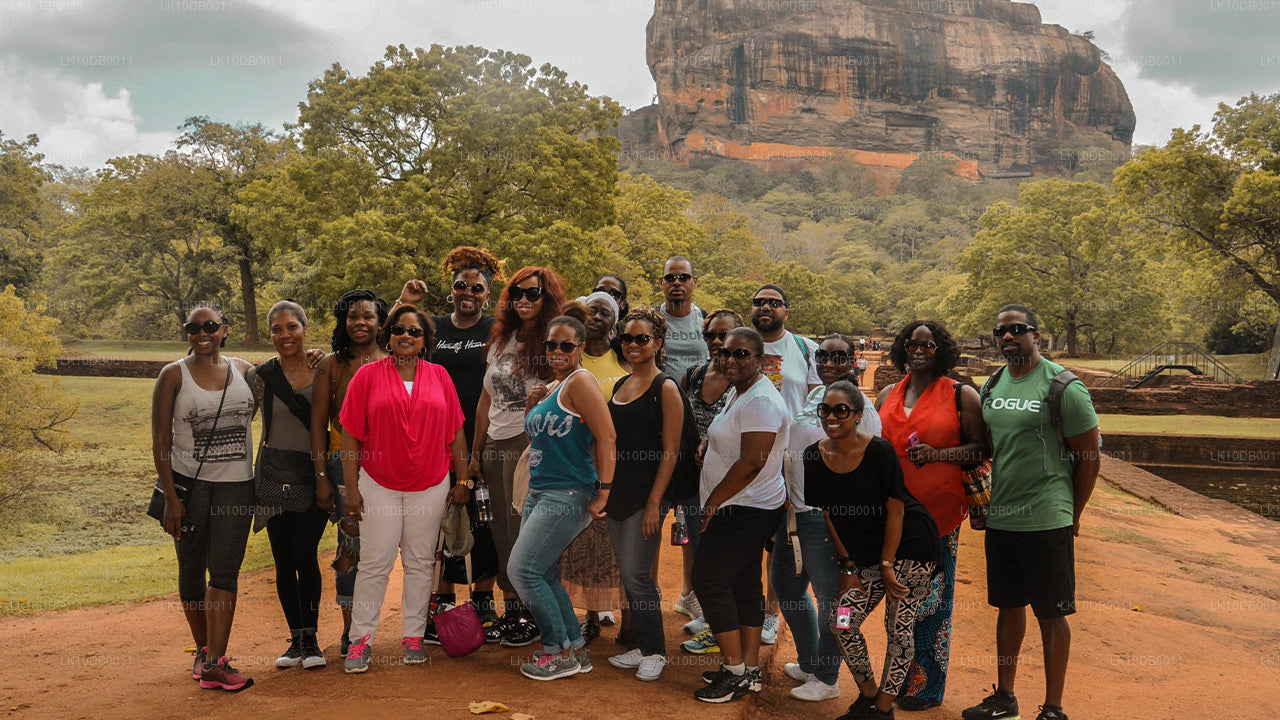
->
[[508, 285, 544, 303], [815, 350, 850, 365], [453, 280, 487, 294], [544, 340, 581, 354], [593, 286, 624, 301], [619, 333, 653, 346], [702, 330, 729, 342], [183, 320, 223, 336], [714, 347, 758, 361], [905, 340, 937, 354], [662, 272, 694, 284], [751, 297, 785, 309], [816, 403, 857, 420], [390, 325, 425, 338], [993, 324, 1036, 339]]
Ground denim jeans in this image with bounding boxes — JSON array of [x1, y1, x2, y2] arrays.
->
[[510, 486, 593, 655], [607, 505, 668, 657], [770, 508, 842, 685]]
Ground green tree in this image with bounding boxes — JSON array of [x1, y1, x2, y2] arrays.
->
[[1114, 93, 1280, 375], [0, 132, 52, 295], [959, 179, 1166, 355]]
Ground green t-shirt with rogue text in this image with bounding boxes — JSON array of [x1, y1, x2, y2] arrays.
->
[[982, 358, 1098, 532]]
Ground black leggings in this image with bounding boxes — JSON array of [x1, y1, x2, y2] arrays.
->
[[266, 505, 330, 630], [175, 476, 254, 602], [691, 505, 785, 634]]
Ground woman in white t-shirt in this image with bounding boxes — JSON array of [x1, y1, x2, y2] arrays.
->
[[690, 327, 789, 704]]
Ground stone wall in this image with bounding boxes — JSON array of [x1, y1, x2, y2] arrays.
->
[[1101, 432, 1280, 468], [36, 358, 168, 379]]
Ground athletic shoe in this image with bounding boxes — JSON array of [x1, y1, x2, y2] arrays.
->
[[784, 662, 812, 683], [275, 637, 304, 668], [501, 618, 541, 648], [485, 614, 514, 644], [579, 618, 601, 645], [598, 611, 616, 626], [339, 632, 351, 658], [1034, 706, 1068, 720], [683, 616, 708, 635], [863, 706, 896, 720], [519, 651, 580, 681], [573, 647, 593, 674], [694, 667, 751, 703], [609, 648, 644, 669], [636, 654, 666, 682], [300, 633, 326, 669], [472, 595, 500, 628], [962, 686, 1020, 720], [424, 622, 442, 646], [746, 667, 763, 693], [674, 591, 702, 619], [199, 656, 254, 692], [761, 613, 779, 645], [402, 636, 428, 665], [790, 677, 840, 701], [192, 646, 207, 681], [681, 628, 720, 654], [837, 693, 877, 720], [897, 697, 942, 711], [344, 634, 371, 674]]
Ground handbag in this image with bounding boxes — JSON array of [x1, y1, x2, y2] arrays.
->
[[955, 381, 991, 530], [254, 358, 316, 514], [146, 363, 231, 525], [431, 533, 485, 657]]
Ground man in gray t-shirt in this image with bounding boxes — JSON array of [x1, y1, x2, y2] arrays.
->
[[659, 256, 707, 380]]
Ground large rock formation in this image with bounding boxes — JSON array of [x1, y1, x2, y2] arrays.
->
[[646, 0, 1135, 174]]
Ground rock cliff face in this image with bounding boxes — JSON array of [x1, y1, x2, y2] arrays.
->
[[646, 0, 1135, 173]]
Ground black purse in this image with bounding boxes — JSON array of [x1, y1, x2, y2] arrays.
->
[[146, 363, 232, 524], [254, 358, 316, 514]]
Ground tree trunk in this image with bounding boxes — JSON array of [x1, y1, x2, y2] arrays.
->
[[1065, 320, 1079, 357], [1269, 319, 1280, 380], [238, 255, 259, 344]]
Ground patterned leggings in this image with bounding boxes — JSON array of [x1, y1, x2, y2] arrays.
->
[[830, 559, 936, 696]]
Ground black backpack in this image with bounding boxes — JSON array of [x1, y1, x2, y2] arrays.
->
[[979, 364, 1083, 465], [613, 373, 702, 505]]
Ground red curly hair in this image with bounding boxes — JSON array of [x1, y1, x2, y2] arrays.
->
[[488, 266, 566, 382], [442, 246, 504, 286]]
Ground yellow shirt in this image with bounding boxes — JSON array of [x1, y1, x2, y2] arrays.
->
[[581, 350, 628, 401]]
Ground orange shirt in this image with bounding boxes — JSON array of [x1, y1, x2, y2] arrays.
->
[[880, 375, 967, 535]]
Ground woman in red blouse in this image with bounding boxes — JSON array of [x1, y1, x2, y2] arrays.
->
[[874, 320, 987, 709], [339, 306, 471, 674]]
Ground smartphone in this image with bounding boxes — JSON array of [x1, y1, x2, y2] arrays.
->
[[906, 432, 923, 468], [835, 606, 853, 629]]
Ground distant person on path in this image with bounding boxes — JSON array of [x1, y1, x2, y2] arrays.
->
[[876, 320, 987, 710], [658, 256, 707, 381], [963, 304, 1100, 720], [152, 305, 258, 692], [310, 289, 390, 658]]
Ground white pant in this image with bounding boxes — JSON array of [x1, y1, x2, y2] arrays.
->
[[350, 469, 449, 641]]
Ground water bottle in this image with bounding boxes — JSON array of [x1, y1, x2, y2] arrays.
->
[[670, 507, 689, 546], [473, 482, 493, 525]]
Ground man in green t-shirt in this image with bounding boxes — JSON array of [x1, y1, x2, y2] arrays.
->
[[963, 304, 1101, 720]]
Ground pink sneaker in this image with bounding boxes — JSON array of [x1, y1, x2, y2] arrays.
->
[[192, 646, 207, 681], [199, 656, 254, 692]]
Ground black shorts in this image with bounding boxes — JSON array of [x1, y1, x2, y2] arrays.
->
[[985, 526, 1075, 619]]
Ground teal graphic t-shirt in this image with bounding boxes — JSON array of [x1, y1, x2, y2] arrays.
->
[[982, 359, 1098, 531]]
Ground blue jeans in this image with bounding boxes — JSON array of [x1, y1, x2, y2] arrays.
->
[[770, 508, 842, 685], [510, 486, 593, 655], [608, 505, 668, 657]]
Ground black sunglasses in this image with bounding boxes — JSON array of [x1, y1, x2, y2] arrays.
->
[[815, 350, 850, 365], [816, 403, 857, 420], [715, 347, 758, 361], [662, 272, 694, 284], [619, 333, 652, 346], [993, 324, 1036, 339], [508, 285, 544, 302], [453, 280, 487, 294], [702, 330, 729, 342], [390, 325, 425, 338], [544, 340, 581, 354], [751, 297, 786, 309], [905, 339, 937, 353], [592, 286, 624, 301], [183, 320, 223, 336]]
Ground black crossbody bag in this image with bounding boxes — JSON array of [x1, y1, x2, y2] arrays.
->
[[254, 358, 317, 513], [146, 363, 232, 524]]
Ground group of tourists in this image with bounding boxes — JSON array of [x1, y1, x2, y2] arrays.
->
[[151, 247, 1100, 720]]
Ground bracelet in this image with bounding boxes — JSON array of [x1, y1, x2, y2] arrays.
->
[[316, 471, 328, 478], [840, 566, 858, 576], [880, 559, 894, 568], [597, 483, 612, 489]]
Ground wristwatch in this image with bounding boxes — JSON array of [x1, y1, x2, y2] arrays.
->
[[880, 559, 894, 568], [840, 566, 858, 577], [457, 477, 474, 490]]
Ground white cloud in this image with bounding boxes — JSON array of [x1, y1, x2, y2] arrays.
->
[[0, 57, 175, 168]]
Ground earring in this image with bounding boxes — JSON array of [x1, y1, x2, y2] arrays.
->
[[483, 300, 491, 311]]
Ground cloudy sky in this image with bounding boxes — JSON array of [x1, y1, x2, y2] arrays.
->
[[0, 0, 1275, 167]]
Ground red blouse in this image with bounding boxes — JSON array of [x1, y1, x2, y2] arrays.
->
[[880, 375, 967, 535]]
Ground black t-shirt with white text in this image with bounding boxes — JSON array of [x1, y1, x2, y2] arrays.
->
[[431, 314, 496, 448]]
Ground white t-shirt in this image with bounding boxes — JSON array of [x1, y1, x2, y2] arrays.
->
[[700, 377, 789, 511], [786, 385, 882, 511], [762, 331, 821, 418], [483, 337, 533, 441]]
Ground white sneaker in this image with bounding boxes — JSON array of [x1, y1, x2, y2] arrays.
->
[[674, 591, 702, 619], [598, 611, 616, 626], [790, 677, 841, 702], [683, 616, 708, 635], [784, 662, 813, 684], [635, 654, 667, 682], [608, 648, 644, 669], [761, 613, 779, 645]]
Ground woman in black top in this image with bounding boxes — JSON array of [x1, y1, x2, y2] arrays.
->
[[604, 308, 682, 681], [804, 380, 939, 720]]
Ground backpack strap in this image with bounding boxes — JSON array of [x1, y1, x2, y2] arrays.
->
[[978, 366, 1005, 456], [792, 332, 810, 365], [1047, 369, 1082, 460], [258, 357, 313, 434]]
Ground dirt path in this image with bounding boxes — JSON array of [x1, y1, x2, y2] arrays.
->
[[4, 459, 1280, 720]]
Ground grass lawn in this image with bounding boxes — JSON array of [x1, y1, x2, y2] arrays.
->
[[1099, 414, 1280, 439]]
